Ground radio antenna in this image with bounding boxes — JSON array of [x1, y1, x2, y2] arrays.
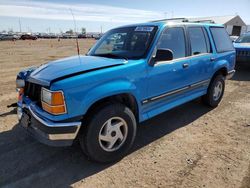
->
[[69, 8, 80, 56]]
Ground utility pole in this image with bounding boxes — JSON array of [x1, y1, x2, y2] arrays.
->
[[164, 12, 168, 18], [171, 11, 174, 18], [110, 18, 113, 27], [100, 25, 103, 34], [19, 18, 22, 33]]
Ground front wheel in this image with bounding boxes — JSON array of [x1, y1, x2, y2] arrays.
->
[[202, 74, 225, 107], [79, 103, 137, 163]]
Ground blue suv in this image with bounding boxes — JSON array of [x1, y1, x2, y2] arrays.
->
[[233, 32, 250, 63], [16, 20, 235, 163]]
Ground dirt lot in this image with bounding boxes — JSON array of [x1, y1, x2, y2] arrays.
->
[[0, 39, 249, 188]]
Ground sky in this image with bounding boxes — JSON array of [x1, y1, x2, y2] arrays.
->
[[0, 0, 249, 33]]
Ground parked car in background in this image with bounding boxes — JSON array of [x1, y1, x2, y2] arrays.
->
[[78, 34, 87, 39], [233, 33, 250, 63], [86, 33, 93, 38], [93, 33, 103, 40], [16, 20, 235, 163], [230, 35, 239, 42], [61, 33, 77, 39], [37, 33, 57, 39], [0, 34, 19, 41], [20, 34, 37, 40]]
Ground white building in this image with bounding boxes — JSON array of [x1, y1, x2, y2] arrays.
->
[[189, 15, 247, 36], [247, 25, 250, 32]]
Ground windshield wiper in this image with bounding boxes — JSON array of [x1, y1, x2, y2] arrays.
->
[[94, 53, 128, 60]]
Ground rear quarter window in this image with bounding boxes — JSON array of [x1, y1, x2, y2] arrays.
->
[[210, 27, 234, 53]]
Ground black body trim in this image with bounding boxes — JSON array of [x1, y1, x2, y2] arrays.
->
[[142, 79, 210, 105]]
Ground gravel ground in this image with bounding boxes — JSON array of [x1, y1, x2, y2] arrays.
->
[[0, 39, 249, 188]]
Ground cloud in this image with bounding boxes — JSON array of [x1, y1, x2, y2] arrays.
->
[[0, 0, 164, 23]]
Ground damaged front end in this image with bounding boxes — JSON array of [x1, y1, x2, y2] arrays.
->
[[15, 66, 81, 147], [16, 67, 37, 120]]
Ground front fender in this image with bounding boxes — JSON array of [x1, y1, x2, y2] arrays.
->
[[31, 80, 141, 122], [82, 80, 140, 115]]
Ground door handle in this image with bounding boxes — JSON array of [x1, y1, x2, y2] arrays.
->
[[210, 57, 216, 62], [182, 63, 189, 68]]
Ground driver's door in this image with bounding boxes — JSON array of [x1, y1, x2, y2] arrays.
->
[[144, 27, 194, 117]]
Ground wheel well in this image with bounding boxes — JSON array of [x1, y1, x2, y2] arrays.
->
[[84, 93, 139, 122], [214, 67, 227, 78]]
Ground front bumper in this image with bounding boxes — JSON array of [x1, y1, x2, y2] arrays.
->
[[19, 105, 81, 147]]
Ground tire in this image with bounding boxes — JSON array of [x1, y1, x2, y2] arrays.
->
[[79, 103, 137, 163], [202, 74, 225, 107]]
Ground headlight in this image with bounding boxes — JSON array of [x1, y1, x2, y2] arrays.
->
[[41, 88, 67, 115], [16, 79, 25, 88], [16, 79, 25, 101], [41, 88, 52, 104]]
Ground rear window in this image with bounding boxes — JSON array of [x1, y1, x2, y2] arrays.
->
[[210, 27, 234, 53]]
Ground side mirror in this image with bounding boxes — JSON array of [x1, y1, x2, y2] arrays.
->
[[154, 48, 173, 62]]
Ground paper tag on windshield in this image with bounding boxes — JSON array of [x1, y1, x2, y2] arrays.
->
[[135, 26, 154, 32]]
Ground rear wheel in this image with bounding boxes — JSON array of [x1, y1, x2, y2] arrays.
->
[[79, 103, 137, 163], [202, 74, 225, 107]]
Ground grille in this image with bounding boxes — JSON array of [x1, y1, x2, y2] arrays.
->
[[24, 82, 42, 104], [236, 50, 250, 56]]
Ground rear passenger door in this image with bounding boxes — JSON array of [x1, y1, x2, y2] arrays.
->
[[186, 26, 214, 84]]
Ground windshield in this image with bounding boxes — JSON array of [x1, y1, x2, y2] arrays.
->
[[88, 26, 158, 60], [235, 34, 250, 43]]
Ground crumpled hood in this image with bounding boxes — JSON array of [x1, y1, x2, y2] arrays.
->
[[233, 43, 250, 50], [27, 55, 126, 86]]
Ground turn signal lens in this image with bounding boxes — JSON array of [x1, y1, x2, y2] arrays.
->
[[41, 88, 67, 115], [42, 102, 66, 115], [51, 92, 64, 106]]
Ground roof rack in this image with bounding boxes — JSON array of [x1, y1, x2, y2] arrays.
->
[[151, 18, 215, 24], [188, 19, 215, 23], [151, 18, 188, 22]]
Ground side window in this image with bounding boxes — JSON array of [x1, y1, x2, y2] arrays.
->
[[188, 27, 208, 55], [157, 27, 186, 59], [210, 27, 234, 53]]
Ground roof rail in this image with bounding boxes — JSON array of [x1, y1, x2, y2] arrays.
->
[[188, 19, 215, 23], [151, 18, 188, 22], [151, 18, 215, 24]]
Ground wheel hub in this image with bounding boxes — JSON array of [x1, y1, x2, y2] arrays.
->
[[213, 81, 223, 101], [98, 117, 128, 152]]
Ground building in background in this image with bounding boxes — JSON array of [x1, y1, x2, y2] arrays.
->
[[189, 15, 247, 36], [247, 25, 250, 32]]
